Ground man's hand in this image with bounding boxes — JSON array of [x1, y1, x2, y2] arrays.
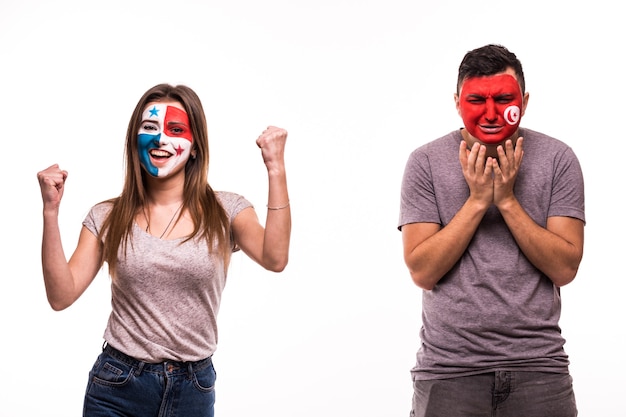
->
[[459, 140, 494, 209], [492, 137, 524, 208]]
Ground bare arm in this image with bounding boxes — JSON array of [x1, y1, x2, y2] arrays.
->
[[402, 201, 487, 290], [402, 141, 493, 290], [232, 127, 291, 272], [38, 164, 103, 310], [496, 201, 583, 286], [492, 139, 584, 286]]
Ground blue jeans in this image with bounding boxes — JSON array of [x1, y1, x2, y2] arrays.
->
[[83, 343, 216, 417], [410, 371, 577, 417]]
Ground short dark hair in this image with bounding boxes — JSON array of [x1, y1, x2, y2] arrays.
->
[[457, 44, 525, 95]]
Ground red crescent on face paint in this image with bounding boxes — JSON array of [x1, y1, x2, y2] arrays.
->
[[504, 105, 520, 125]]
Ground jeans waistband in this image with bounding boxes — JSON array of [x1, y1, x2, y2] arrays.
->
[[102, 342, 213, 375]]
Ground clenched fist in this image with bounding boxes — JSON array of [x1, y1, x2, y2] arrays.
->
[[37, 164, 68, 212], [256, 126, 287, 173]]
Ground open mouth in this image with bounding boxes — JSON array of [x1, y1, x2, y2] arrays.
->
[[149, 149, 172, 160]]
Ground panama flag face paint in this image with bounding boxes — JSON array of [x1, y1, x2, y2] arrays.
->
[[458, 73, 523, 144], [138, 103, 193, 177]]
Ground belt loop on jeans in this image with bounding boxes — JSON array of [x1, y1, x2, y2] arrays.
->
[[135, 360, 145, 376]]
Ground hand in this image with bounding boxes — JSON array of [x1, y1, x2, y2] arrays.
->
[[256, 126, 287, 173], [459, 140, 494, 209], [37, 164, 68, 212], [492, 137, 524, 208]]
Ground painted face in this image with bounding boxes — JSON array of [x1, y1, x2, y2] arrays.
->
[[137, 103, 193, 177], [458, 73, 523, 144]]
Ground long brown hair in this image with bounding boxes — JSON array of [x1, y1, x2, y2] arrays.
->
[[100, 84, 230, 278]]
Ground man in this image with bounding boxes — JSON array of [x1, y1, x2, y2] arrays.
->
[[398, 44, 584, 416]]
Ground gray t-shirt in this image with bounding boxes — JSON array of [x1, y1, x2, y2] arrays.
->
[[398, 128, 585, 380], [84, 191, 252, 362]]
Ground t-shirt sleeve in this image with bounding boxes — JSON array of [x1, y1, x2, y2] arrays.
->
[[82, 202, 112, 239], [217, 191, 254, 253], [548, 147, 585, 224], [217, 191, 254, 222], [398, 149, 442, 230]]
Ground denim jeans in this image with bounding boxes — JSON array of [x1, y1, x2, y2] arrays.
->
[[83, 343, 216, 417], [410, 371, 577, 417]]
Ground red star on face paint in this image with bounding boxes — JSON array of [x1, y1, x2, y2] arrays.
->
[[175, 145, 185, 156]]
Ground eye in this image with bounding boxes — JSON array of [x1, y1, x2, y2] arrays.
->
[[168, 125, 189, 136], [140, 122, 158, 131], [467, 98, 486, 104], [494, 94, 515, 104]]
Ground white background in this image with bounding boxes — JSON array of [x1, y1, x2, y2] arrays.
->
[[1, 0, 624, 416]]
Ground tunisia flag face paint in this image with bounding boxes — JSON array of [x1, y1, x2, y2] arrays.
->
[[458, 73, 523, 144], [137, 103, 193, 177]]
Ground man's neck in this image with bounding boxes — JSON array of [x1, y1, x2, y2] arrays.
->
[[460, 128, 520, 159]]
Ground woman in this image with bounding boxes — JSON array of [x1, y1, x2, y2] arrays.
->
[[37, 83, 291, 416]]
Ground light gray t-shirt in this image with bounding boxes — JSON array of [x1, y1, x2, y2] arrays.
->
[[398, 128, 585, 380], [84, 191, 252, 362]]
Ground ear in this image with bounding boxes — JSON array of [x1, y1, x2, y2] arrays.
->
[[454, 93, 462, 116], [191, 149, 197, 159], [521, 92, 530, 116]]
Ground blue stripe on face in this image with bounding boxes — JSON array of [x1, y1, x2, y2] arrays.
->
[[138, 133, 160, 177]]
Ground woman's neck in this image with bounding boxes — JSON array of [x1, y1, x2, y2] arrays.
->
[[144, 175, 185, 207]]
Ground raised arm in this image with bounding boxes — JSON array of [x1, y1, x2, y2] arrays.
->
[[232, 126, 291, 272], [37, 164, 103, 310]]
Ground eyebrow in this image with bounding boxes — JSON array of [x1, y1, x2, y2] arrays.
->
[[166, 121, 189, 126], [466, 93, 486, 99], [465, 92, 515, 99]]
